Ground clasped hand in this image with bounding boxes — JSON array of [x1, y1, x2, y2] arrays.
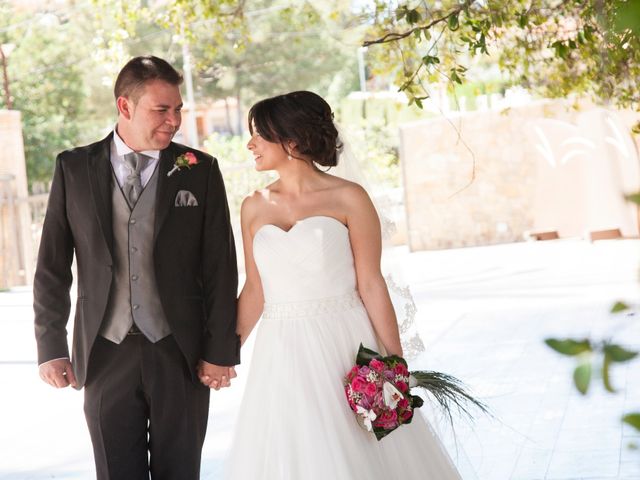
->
[[197, 360, 237, 390]]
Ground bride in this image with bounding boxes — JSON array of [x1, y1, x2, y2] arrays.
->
[[223, 91, 461, 479]]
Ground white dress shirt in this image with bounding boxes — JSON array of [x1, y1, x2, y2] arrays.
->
[[110, 128, 161, 188]]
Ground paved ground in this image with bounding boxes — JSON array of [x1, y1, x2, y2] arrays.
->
[[1, 238, 638, 479]]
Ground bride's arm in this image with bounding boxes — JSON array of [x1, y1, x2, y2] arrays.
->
[[345, 185, 403, 357], [237, 195, 265, 346]]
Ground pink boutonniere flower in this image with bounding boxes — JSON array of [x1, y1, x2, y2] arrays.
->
[[167, 151, 198, 177]]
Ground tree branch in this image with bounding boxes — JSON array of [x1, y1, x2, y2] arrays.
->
[[363, 3, 468, 47]]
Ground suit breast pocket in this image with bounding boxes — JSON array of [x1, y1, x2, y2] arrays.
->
[[171, 205, 203, 230]]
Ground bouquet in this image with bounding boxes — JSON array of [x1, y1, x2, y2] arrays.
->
[[344, 344, 487, 441]]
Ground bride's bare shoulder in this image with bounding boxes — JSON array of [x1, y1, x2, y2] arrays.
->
[[323, 173, 365, 195], [241, 185, 276, 220], [324, 174, 368, 201], [244, 181, 280, 205], [322, 175, 375, 220]]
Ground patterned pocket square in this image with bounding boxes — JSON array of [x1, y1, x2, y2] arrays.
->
[[174, 190, 199, 207]]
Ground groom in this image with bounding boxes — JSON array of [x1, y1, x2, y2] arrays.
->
[[33, 56, 239, 479]]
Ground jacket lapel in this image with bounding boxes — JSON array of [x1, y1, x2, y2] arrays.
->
[[87, 133, 114, 261], [154, 145, 178, 242]]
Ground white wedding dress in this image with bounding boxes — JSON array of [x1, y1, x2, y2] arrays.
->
[[225, 216, 461, 479]]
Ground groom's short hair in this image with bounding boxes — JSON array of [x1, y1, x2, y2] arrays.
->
[[114, 56, 183, 103]]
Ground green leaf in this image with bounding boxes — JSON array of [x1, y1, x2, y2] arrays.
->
[[414, 98, 423, 109], [584, 25, 594, 41], [558, 43, 569, 59], [551, 40, 569, 59], [625, 192, 640, 204], [448, 13, 459, 31], [422, 55, 440, 65], [603, 344, 638, 363], [602, 352, 615, 393], [573, 361, 591, 395], [518, 12, 528, 28], [406, 8, 421, 24], [611, 301, 630, 313], [545, 338, 592, 356], [355, 343, 382, 365], [623, 413, 640, 432]]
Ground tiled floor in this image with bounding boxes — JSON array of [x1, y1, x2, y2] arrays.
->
[[1, 238, 638, 479]]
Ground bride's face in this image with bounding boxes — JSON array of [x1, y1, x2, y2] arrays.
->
[[247, 130, 289, 171]]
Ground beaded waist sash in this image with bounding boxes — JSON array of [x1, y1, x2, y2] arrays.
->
[[262, 291, 363, 319]]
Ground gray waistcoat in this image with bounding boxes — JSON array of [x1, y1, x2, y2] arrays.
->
[[99, 165, 171, 343]]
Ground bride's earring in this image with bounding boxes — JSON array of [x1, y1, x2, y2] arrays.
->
[[287, 150, 292, 161]]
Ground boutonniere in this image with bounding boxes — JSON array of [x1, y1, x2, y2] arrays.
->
[[167, 151, 198, 177]]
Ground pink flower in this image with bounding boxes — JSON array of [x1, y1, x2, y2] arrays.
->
[[373, 410, 398, 430], [398, 398, 409, 409], [351, 376, 367, 393], [185, 151, 198, 165], [370, 358, 385, 372], [372, 393, 385, 409], [168, 151, 199, 177], [400, 409, 413, 422], [394, 363, 408, 376], [364, 382, 377, 397], [395, 381, 408, 393]]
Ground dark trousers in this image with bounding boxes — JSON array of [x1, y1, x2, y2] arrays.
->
[[84, 334, 210, 480]]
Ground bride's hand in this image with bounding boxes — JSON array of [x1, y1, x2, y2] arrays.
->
[[197, 360, 236, 390]]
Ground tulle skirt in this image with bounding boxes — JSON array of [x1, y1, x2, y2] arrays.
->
[[224, 293, 462, 479]]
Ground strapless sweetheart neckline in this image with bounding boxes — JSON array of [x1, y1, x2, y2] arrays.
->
[[254, 215, 347, 236]]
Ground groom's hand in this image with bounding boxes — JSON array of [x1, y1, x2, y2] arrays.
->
[[39, 358, 77, 388], [197, 360, 236, 390]]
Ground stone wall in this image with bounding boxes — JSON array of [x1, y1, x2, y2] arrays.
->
[[0, 110, 33, 287], [399, 100, 640, 251]]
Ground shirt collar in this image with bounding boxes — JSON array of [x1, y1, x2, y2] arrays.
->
[[112, 127, 161, 160]]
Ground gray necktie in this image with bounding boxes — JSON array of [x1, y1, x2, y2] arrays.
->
[[123, 152, 151, 207]]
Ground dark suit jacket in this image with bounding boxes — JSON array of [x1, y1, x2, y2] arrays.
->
[[33, 133, 239, 388]]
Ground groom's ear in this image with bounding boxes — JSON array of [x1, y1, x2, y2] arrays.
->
[[116, 96, 133, 120]]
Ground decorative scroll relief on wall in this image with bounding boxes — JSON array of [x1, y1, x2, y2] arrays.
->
[[528, 109, 639, 238]]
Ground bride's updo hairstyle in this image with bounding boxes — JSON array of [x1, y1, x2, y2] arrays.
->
[[248, 90, 343, 167]]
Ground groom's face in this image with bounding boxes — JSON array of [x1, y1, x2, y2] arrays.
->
[[118, 79, 183, 151]]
